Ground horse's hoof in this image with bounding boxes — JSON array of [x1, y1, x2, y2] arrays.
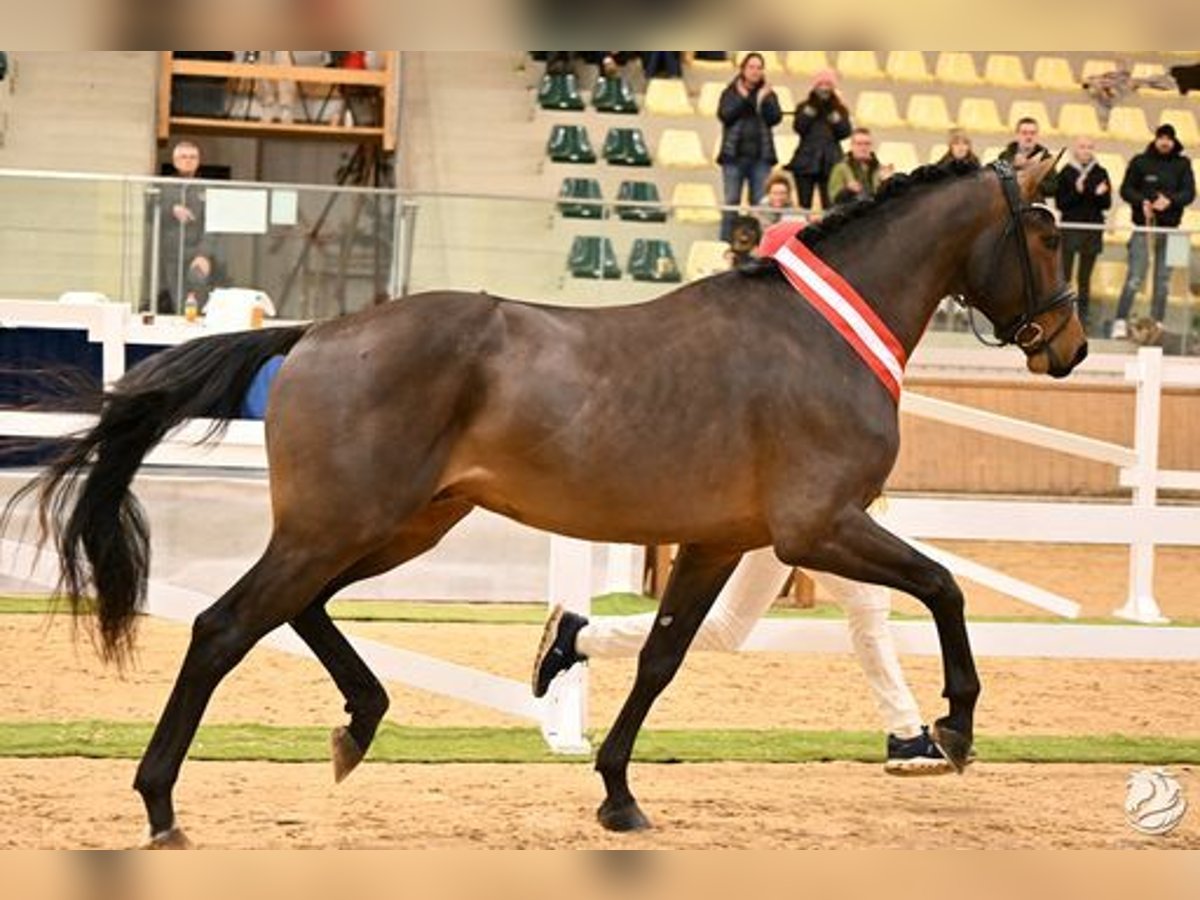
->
[[331, 726, 366, 784], [141, 827, 192, 850], [597, 799, 652, 833], [932, 720, 974, 774]]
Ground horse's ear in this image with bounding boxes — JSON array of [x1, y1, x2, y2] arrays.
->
[[1018, 153, 1058, 201]]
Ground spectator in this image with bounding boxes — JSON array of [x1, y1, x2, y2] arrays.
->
[[716, 53, 783, 242], [1112, 123, 1196, 340], [759, 173, 798, 224], [934, 128, 981, 171], [1055, 136, 1112, 331], [828, 128, 894, 207], [643, 52, 683, 79], [784, 69, 852, 212], [998, 117, 1059, 198], [157, 141, 219, 315]]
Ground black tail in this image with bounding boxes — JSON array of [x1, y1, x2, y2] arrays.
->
[[3, 325, 310, 664]]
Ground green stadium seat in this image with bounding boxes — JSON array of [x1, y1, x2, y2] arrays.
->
[[603, 128, 652, 166], [547, 124, 597, 163], [537, 73, 585, 111], [557, 178, 605, 219], [628, 239, 683, 283], [615, 181, 668, 222], [568, 236, 621, 279], [593, 75, 638, 114]]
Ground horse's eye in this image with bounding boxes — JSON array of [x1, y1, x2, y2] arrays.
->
[[1041, 233, 1061, 252]]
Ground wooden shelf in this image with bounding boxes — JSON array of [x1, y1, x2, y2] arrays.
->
[[169, 116, 385, 143]]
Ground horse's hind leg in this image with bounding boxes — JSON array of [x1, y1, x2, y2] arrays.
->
[[133, 536, 351, 849], [594, 543, 741, 832], [290, 499, 473, 784]]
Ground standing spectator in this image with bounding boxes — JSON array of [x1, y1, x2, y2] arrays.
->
[[828, 128, 894, 207], [999, 118, 1059, 198], [1055, 136, 1112, 332], [642, 52, 683, 79], [157, 141, 219, 315], [716, 53, 783, 241], [934, 128, 981, 170], [784, 69, 852, 212], [1112, 123, 1196, 340]]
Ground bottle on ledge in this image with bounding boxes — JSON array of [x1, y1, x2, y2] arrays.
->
[[184, 291, 199, 324]]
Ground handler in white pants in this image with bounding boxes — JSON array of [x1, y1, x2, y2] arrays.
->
[[533, 546, 953, 775]]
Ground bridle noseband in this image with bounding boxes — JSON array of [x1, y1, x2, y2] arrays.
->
[[958, 160, 1077, 356]]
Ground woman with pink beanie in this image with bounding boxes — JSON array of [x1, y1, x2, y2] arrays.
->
[[784, 68, 853, 213]]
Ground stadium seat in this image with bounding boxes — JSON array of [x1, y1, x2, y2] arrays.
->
[[854, 91, 906, 129], [1159, 109, 1200, 145], [547, 124, 597, 163], [593, 75, 638, 114], [885, 51, 932, 84], [774, 132, 799, 166], [1092, 260, 1126, 299], [984, 54, 1032, 89], [567, 236, 621, 279], [685, 240, 731, 281], [628, 239, 683, 283], [979, 145, 1006, 165], [671, 182, 721, 224], [878, 141, 920, 174], [837, 51, 883, 80], [1107, 106, 1152, 143], [1096, 152, 1127, 191], [1080, 59, 1118, 83], [906, 94, 955, 131], [657, 129, 709, 168], [1057, 103, 1105, 139], [1131, 62, 1167, 80], [935, 52, 982, 86], [538, 73, 585, 111], [735, 51, 783, 73], [956, 97, 1006, 134], [603, 127, 652, 166], [1008, 100, 1057, 135], [697, 81, 725, 117], [615, 180, 668, 223], [1032, 56, 1078, 92], [557, 177, 605, 219], [1106, 205, 1133, 245], [786, 51, 830, 77], [645, 78, 694, 116], [774, 85, 797, 114], [1183, 209, 1200, 249]]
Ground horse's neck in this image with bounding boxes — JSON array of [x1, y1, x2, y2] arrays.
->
[[819, 181, 994, 357]]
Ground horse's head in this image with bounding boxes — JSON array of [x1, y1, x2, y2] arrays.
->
[[962, 157, 1088, 378]]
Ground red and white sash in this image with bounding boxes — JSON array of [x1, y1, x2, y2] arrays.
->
[[758, 220, 907, 403]]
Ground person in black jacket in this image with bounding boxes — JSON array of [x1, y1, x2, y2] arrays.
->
[[1113, 123, 1197, 338], [998, 117, 1059, 199], [1055, 136, 1112, 331], [716, 52, 782, 241], [784, 69, 852, 212]]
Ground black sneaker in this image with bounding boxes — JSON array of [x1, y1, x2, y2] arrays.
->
[[884, 726, 957, 777], [532, 606, 589, 698]]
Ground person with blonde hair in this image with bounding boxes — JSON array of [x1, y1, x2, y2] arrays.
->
[[935, 128, 981, 170]]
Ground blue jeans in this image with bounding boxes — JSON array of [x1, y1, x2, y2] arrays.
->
[[1116, 232, 1171, 322], [721, 161, 773, 242]]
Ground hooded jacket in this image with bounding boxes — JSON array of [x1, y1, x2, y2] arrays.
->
[[1120, 139, 1196, 228]]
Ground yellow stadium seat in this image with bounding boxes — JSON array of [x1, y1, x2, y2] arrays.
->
[[735, 51, 782, 73], [980, 145, 1006, 164], [697, 81, 725, 118], [1096, 152, 1127, 190], [906, 93, 955, 131], [657, 129, 708, 168], [686, 240, 732, 281], [877, 141, 920, 174], [1008, 100, 1057, 135], [786, 50, 830, 77], [1092, 260, 1127, 299], [672, 182, 722, 225], [1032, 56, 1077, 91], [837, 51, 883, 80], [1106, 205, 1133, 245], [1057, 103, 1105, 139], [774, 132, 799, 165], [1080, 58, 1118, 83], [1131, 62, 1166, 80], [956, 97, 1006, 134], [1107, 106, 1152, 143], [774, 85, 796, 114], [885, 51, 932, 83], [854, 90, 906, 129], [984, 54, 1032, 89], [936, 52, 982, 86], [1160, 109, 1200, 145], [644, 79, 694, 116], [1183, 209, 1200, 249]]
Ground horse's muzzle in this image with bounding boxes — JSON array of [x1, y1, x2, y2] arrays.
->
[[1050, 341, 1088, 379]]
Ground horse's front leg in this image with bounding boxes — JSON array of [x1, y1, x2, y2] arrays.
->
[[593, 543, 741, 831], [776, 506, 980, 770]]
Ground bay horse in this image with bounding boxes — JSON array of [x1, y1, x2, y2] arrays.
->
[[6, 157, 1085, 847]]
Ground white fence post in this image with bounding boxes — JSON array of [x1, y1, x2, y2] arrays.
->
[[1115, 347, 1169, 624], [540, 536, 593, 754]]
